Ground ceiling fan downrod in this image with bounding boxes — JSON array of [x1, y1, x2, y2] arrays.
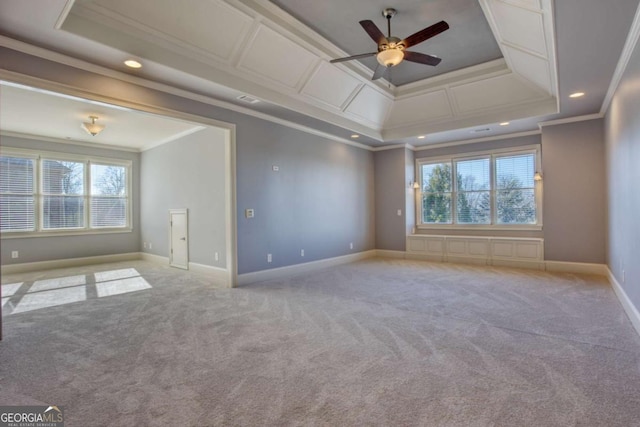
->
[[382, 8, 396, 38]]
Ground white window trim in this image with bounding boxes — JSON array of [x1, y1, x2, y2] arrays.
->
[[415, 145, 543, 231], [1, 147, 133, 238]]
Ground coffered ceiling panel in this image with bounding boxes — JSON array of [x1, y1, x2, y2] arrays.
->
[[451, 73, 548, 114], [300, 61, 363, 110], [386, 90, 453, 128], [238, 23, 319, 89], [487, 0, 547, 56], [507, 0, 542, 9], [89, 0, 253, 62], [343, 86, 393, 129], [504, 45, 552, 94]]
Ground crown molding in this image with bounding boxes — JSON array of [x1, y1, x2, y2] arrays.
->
[[371, 143, 415, 152], [600, 1, 640, 115], [1, 131, 141, 153], [0, 37, 374, 152], [412, 130, 541, 151], [537, 113, 604, 129]]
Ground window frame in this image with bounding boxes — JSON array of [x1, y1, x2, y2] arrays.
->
[[415, 145, 543, 231], [1, 147, 132, 238]]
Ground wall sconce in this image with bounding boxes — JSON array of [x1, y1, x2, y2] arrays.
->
[[534, 172, 543, 182], [409, 181, 420, 189]]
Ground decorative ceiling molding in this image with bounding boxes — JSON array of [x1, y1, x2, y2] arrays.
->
[[56, 0, 560, 142]]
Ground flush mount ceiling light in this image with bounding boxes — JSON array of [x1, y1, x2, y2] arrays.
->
[[124, 59, 142, 69], [418, 135, 426, 139], [569, 92, 585, 98], [81, 116, 105, 136], [351, 134, 360, 138], [500, 122, 510, 126]]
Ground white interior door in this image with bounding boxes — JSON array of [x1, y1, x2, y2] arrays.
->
[[170, 209, 189, 269]]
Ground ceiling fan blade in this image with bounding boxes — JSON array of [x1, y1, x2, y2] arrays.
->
[[359, 20, 387, 45], [372, 64, 386, 80], [403, 51, 442, 66], [401, 21, 449, 48], [330, 52, 377, 64]]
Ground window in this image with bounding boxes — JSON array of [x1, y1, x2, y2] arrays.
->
[[90, 163, 128, 228], [421, 162, 452, 223], [0, 156, 36, 232], [417, 147, 541, 228], [42, 159, 85, 229], [0, 149, 131, 236]]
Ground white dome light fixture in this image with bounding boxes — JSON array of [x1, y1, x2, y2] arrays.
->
[[81, 116, 105, 136], [376, 45, 404, 67]]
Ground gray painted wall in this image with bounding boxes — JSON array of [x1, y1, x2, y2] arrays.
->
[[0, 48, 375, 275], [605, 36, 640, 312], [0, 135, 140, 264], [374, 148, 407, 251], [541, 119, 606, 263], [140, 127, 227, 267], [405, 148, 416, 237], [236, 122, 374, 273]]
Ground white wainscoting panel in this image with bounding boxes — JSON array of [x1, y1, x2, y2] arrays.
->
[[406, 234, 544, 268]]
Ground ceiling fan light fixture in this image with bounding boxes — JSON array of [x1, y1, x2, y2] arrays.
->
[[376, 48, 404, 67], [81, 116, 105, 136]]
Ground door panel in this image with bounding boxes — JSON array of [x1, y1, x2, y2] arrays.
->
[[170, 209, 188, 269]]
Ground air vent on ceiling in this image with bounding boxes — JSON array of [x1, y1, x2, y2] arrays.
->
[[237, 95, 260, 104], [470, 127, 492, 134]]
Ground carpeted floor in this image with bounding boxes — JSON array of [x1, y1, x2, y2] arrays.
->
[[1, 258, 640, 426]]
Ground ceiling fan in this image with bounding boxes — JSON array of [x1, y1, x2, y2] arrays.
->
[[330, 8, 449, 81]]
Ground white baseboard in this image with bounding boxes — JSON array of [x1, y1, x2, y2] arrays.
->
[[375, 250, 406, 259], [139, 252, 169, 264], [237, 250, 377, 286], [607, 268, 640, 337], [189, 262, 230, 287], [1, 252, 142, 275], [545, 261, 607, 275]]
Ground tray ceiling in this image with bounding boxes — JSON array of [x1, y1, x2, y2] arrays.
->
[[55, 0, 558, 144], [270, 0, 504, 86]]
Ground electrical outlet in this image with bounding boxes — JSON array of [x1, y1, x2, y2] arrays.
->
[[215, 252, 219, 261], [245, 209, 255, 218], [350, 242, 353, 250], [267, 253, 272, 263], [397, 209, 402, 216], [301, 249, 304, 257], [11, 251, 19, 259]]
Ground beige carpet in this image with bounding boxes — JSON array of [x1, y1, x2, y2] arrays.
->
[[1, 258, 639, 426]]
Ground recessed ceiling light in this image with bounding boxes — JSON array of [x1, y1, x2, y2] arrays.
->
[[124, 59, 142, 69], [418, 135, 425, 139], [351, 134, 359, 138], [500, 122, 510, 126], [569, 92, 585, 98]]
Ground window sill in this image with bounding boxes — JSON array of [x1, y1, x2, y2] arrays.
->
[[417, 224, 543, 232], [1, 228, 133, 239]]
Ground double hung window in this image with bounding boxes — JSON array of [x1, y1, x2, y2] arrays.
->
[[0, 149, 131, 235], [417, 147, 541, 228]]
